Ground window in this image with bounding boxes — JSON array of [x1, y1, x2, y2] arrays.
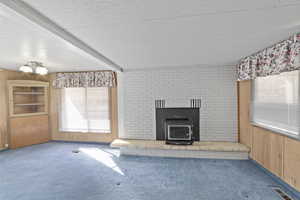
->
[[59, 87, 111, 133], [252, 70, 300, 137]]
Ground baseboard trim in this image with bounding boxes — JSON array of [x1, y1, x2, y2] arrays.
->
[[0, 148, 8, 152], [250, 159, 300, 199], [50, 140, 110, 146]]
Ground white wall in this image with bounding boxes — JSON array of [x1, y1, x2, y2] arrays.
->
[[118, 66, 238, 142]]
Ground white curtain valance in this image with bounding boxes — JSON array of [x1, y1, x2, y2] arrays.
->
[[237, 33, 300, 81], [53, 71, 117, 88]]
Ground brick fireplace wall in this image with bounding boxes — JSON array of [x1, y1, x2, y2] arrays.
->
[[117, 65, 237, 142]]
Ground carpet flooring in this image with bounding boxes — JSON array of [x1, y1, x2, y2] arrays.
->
[[0, 142, 298, 200]]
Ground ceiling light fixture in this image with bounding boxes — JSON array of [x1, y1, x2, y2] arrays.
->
[[19, 64, 33, 73], [19, 61, 48, 75], [35, 66, 48, 75]]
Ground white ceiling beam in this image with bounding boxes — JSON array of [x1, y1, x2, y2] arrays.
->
[[0, 0, 123, 72]]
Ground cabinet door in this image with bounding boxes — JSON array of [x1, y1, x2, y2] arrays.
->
[[284, 137, 300, 191], [9, 115, 49, 149]]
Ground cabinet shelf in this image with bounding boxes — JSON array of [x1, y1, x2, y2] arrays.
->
[[14, 92, 44, 95], [15, 103, 45, 106], [8, 80, 49, 117]]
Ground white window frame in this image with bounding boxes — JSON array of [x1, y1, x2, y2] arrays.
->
[[250, 70, 300, 140]]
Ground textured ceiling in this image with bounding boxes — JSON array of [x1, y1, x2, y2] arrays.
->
[[1, 0, 300, 71], [0, 3, 110, 72]]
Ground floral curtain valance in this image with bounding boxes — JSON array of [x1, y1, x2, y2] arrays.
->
[[237, 33, 300, 81], [53, 71, 117, 88]]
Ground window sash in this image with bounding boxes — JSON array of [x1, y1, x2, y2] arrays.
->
[[59, 87, 111, 133], [251, 71, 300, 139]]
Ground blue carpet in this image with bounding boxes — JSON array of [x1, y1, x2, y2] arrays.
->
[[0, 142, 297, 200]]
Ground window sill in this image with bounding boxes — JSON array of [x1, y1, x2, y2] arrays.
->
[[251, 122, 300, 141], [59, 130, 111, 134]]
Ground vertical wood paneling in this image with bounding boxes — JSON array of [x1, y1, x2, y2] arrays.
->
[[252, 127, 284, 178], [284, 137, 300, 191], [269, 131, 284, 178], [0, 71, 8, 149], [252, 127, 271, 168], [238, 80, 253, 148]]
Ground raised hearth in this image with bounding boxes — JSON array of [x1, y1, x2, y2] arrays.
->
[[111, 139, 250, 160]]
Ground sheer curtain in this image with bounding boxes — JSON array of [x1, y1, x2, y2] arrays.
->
[[252, 70, 300, 136], [59, 87, 111, 133]]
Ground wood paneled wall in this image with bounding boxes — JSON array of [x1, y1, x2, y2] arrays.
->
[[0, 71, 118, 149], [237, 81, 252, 150], [251, 127, 284, 178], [0, 71, 7, 149], [49, 73, 118, 143], [238, 80, 300, 192], [0, 69, 49, 149]]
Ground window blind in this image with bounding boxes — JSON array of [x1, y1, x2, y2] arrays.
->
[[59, 87, 111, 133], [252, 70, 300, 136]]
